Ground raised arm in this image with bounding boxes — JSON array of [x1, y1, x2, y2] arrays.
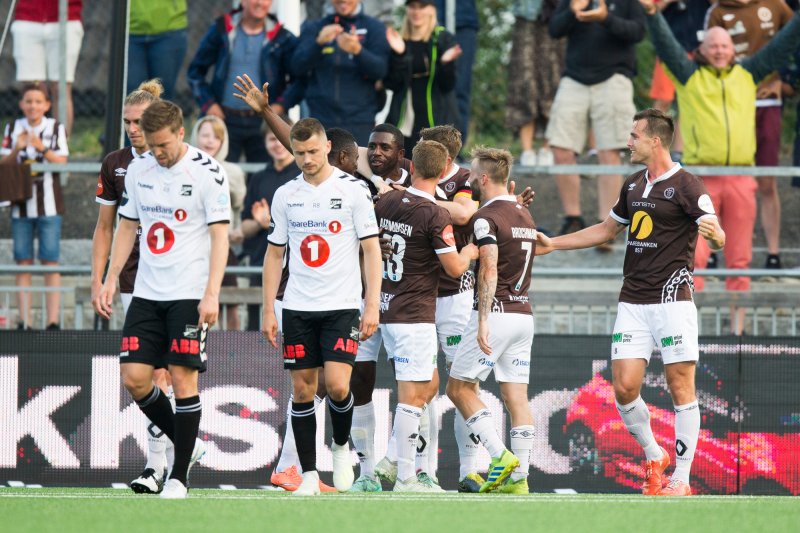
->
[[743, 13, 800, 83], [640, 3, 697, 84], [233, 75, 293, 153]]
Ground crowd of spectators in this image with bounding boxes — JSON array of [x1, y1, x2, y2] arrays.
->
[[2, 0, 800, 330]]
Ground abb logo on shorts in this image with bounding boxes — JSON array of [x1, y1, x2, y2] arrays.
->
[[284, 344, 306, 361], [170, 338, 201, 355], [332, 338, 358, 355], [120, 336, 140, 351]]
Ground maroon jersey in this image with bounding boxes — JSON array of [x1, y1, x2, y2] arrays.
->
[[435, 165, 475, 297], [610, 166, 716, 304], [375, 187, 457, 323], [472, 195, 536, 315], [95, 147, 147, 294]]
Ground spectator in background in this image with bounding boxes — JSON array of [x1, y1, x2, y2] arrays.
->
[[0, 84, 69, 329], [234, 122, 298, 331], [127, 0, 188, 102], [291, 0, 391, 145], [640, 0, 800, 332], [10, 0, 83, 135], [191, 116, 247, 331], [706, 0, 794, 270], [435, 0, 479, 146], [188, 0, 302, 163], [547, 0, 646, 237], [506, 0, 566, 167], [648, 0, 708, 161], [385, 0, 461, 154]]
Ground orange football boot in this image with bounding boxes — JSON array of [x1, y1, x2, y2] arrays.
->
[[271, 465, 302, 491], [659, 479, 693, 496], [642, 447, 670, 495]]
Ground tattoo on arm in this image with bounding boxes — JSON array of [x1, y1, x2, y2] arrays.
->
[[477, 244, 499, 321]]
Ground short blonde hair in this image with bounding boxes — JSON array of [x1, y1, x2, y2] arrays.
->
[[471, 146, 513, 185], [412, 140, 448, 179]]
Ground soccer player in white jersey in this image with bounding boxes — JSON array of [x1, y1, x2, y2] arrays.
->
[[262, 118, 383, 496], [99, 100, 231, 499], [537, 109, 726, 496], [91, 80, 176, 495]]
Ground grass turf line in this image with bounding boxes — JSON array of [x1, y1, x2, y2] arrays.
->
[[0, 488, 797, 533]]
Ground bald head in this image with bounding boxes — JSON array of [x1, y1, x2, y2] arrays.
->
[[700, 27, 735, 70]]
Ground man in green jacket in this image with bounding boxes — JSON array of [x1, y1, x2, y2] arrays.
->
[[639, 1, 800, 333]]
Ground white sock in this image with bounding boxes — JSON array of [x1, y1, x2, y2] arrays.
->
[[455, 410, 479, 479], [464, 409, 505, 458], [510, 425, 534, 481], [386, 430, 397, 462], [277, 395, 322, 471], [351, 402, 376, 478], [415, 404, 430, 472], [393, 403, 422, 482], [144, 419, 169, 473], [427, 399, 439, 477], [672, 401, 700, 484], [616, 396, 663, 461]]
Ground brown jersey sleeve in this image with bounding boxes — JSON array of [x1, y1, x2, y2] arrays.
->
[[429, 207, 458, 254], [96, 155, 120, 205], [472, 213, 498, 247], [677, 172, 716, 222]]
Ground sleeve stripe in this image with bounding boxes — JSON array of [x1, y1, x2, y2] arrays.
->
[[696, 214, 718, 225], [476, 236, 497, 246], [208, 220, 230, 226], [118, 214, 139, 221], [267, 238, 287, 247], [95, 197, 117, 206], [359, 233, 379, 241], [435, 246, 458, 255], [609, 211, 629, 225]]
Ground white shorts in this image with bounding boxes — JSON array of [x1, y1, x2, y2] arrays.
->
[[611, 301, 699, 364], [356, 326, 382, 362], [121, 293, 133, 315], [449, 312, 534, 384], [435, 290, 474, 364], [12, 20, 84, 82], [381, 323, 438, 382]]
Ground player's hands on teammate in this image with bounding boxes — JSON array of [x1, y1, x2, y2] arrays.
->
[[359, 302, 379, 341], [197, 293, 219, 329], [508, 180, 535, 208], [96, 279, 117, 319], [534, 231, 555, 255], [477, 319, 492, 355], [233, 75, 271, 115], [461, 242, 479, 261], [698, 217, 726, 251], [379, 231, 393, 261]]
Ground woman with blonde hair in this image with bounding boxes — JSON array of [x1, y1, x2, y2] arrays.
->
[[385, 0, 462, 153]]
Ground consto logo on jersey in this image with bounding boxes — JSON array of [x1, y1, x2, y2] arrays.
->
[[300, 234, 330, 267], [631, 211, 653, 240]]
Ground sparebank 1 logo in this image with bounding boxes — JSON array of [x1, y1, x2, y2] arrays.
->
[[630, 211, 653, 239]]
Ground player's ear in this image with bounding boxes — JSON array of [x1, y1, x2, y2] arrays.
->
[[409, 161, 415, 175]]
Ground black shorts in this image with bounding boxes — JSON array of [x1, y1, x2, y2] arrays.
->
[[281, 308, 361, 370], [120, 297, 208, 372]]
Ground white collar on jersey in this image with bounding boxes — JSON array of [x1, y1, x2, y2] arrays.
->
[[438, 163, 459, 184], [131, 146, 149, 159], [642, 162, 681, 198], [481, 194, 517, 208], [385, 167, 408, 186], [406, 186, 437, 203]]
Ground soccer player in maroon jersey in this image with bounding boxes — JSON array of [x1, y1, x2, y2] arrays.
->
[[537, 109, 726, 496]]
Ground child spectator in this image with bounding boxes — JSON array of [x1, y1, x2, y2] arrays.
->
[[1, 84, 69, 329]]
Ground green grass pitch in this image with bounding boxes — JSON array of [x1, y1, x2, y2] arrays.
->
[[1, 488, 798, 532]]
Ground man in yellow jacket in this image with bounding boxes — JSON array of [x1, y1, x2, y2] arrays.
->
[[639, 1, 800, 333]]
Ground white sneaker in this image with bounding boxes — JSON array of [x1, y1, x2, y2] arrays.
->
[[393, 476, 439, 492], [331, 441, 354, 491], [187, 438, 206, 480], [293, 471, 321, 496], [130, 467, 167, 494], [537, 147, 554, 166], [160, 478, 188, 499], [520, 149, 537, 167], [375, 456, 398, 484]]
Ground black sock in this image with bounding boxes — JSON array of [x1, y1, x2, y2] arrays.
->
[[328, 392, 354, 446], [135, 386, 175, 442], [291, 401, 317, 473], [170, 395, 202, 485]]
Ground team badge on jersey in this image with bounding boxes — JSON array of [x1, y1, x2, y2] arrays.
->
[[181, 184, 193, 196]]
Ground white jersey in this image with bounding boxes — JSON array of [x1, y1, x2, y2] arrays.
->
[[268, 168, 379, 311], [118, 146, 231, 301]]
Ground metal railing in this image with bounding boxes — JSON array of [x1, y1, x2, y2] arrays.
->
[[1, 265, 798, 335]]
